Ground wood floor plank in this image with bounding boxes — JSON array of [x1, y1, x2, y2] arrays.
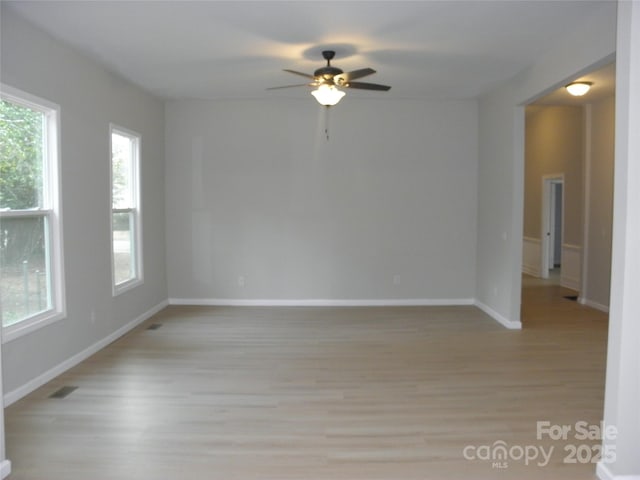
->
[[5, 279, 608, 479]]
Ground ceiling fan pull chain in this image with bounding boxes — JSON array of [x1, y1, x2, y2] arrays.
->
[[325, 105, 330, 141]]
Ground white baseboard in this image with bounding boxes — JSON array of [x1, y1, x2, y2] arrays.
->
[[169, 298, 476, 307], [474, 300, 522, 329], [0, 460, 11, 479], [596, 460, 640, 480], [170, 297, 522, 331], [3, 300, 168, 407], [597, 462, 613, 480], [578, 297, 610, 313]]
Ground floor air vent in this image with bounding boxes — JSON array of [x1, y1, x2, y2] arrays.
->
[[49, 386, 78, 399]]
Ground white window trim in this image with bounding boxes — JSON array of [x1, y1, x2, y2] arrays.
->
[[1, 84, 66, 343], [109, 123, 143, 296]]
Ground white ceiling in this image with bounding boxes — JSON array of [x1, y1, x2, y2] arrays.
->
[[3, 0, 616, 101]]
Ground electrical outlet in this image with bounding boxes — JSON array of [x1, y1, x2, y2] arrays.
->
[[393, 274, 401, 285], [90, 309, 96, 323], [238, 276, 245, 287]]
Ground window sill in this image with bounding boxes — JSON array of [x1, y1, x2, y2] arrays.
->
[[2, 309, 66, 344], [113, 277, 143, 297]]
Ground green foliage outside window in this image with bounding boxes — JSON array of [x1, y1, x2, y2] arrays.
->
[[0, 98, 44, 210], [1, 98, 49, 325]]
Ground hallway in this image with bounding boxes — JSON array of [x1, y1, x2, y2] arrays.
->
[[521, 273, 608, 329]]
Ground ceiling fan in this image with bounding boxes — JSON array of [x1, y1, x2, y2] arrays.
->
[[268, 50, 391, 106]]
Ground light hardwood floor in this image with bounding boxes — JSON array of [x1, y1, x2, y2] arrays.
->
[[5, 279, 608, 479]]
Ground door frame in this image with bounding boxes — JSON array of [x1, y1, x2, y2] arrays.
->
[[541, 174, 564, 279]]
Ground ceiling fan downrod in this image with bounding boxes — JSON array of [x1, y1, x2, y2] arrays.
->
[[322, 50, 335, 66], [315, 50, 343, 80]]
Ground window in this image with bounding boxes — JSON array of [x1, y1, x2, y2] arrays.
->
[[0, 85, 65, 341], [110, 125, 142, 294]]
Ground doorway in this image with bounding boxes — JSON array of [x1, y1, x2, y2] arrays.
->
[[520, 61, 616, 321], [541, 175, 564, 281]]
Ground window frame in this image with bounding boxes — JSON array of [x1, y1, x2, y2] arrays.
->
[[109, 123, 143, 296], [1, 84, 66, 342]]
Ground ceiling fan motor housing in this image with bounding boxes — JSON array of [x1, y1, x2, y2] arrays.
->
[[315, 51, 342, 82], [314, 66, 343, 82]]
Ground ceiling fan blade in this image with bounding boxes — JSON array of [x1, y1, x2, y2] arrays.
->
[[266, 83, 316, 90], [283, 69, 315, 79], [334, 68, 376, 85], [345, 81, 391, 91]]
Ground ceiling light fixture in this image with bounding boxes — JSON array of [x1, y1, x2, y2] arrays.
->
[[565, 81, 593, 96], [311, 84, 345, 106]]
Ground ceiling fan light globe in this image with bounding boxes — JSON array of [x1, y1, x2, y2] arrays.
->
[[311, 84, 345, 106]]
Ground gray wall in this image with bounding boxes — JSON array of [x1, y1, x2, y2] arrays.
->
[[165, 99, 478, 303], [1, 8, 167, 395], [584, 95, 615, 308]]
